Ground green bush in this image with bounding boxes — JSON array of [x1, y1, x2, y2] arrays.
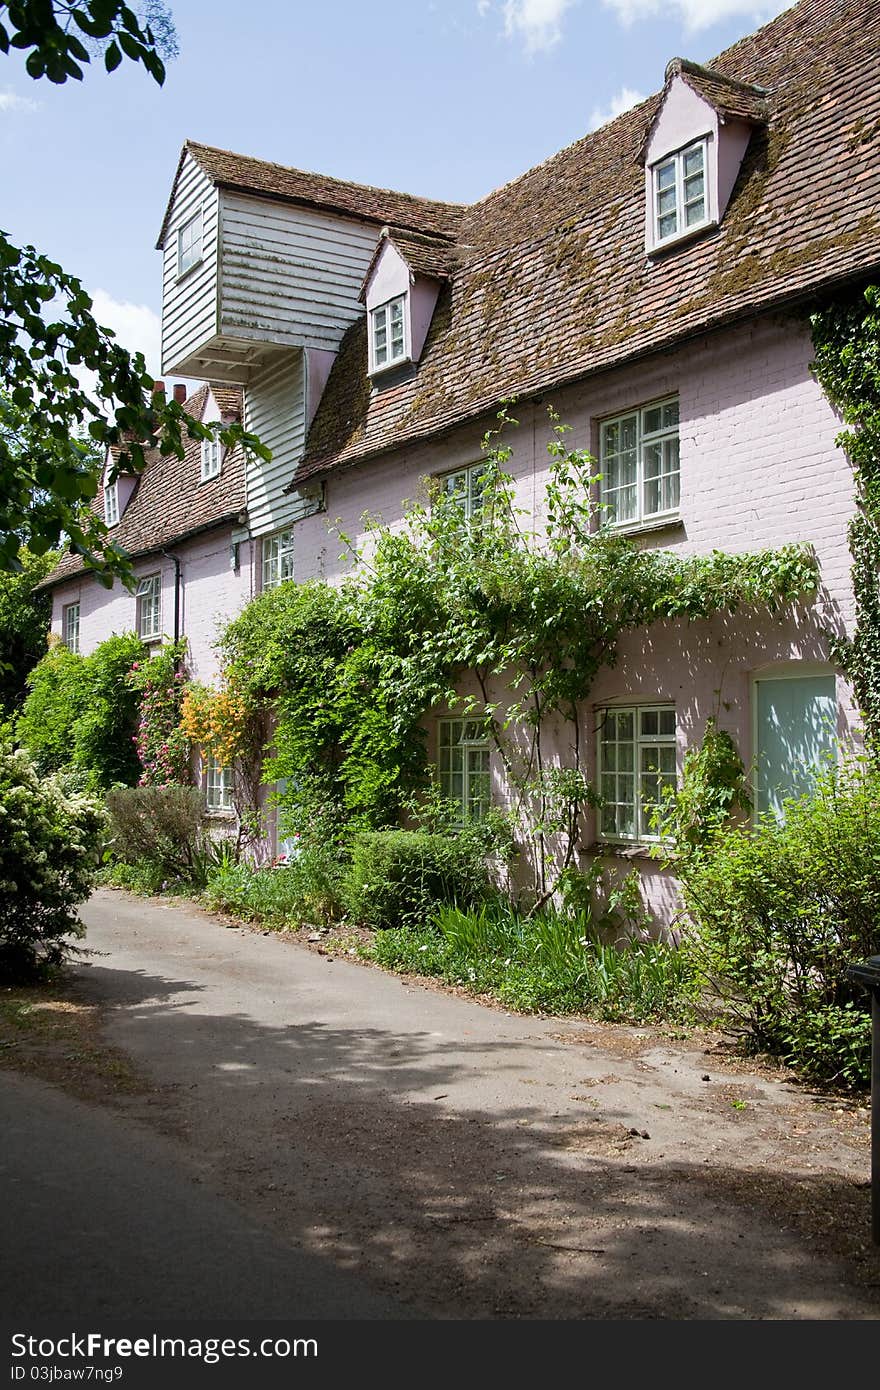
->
[[18, 631, 145, 789], [0, 741, 105, 980], [203, 845, 347, 928], [344, 829, 490, 930], [369, 898, 696, 1021], [676, 753, 880, 1086], [105, 785, 208, 885]]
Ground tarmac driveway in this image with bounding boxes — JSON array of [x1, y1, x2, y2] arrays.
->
[[7, 888, 879, 1320]]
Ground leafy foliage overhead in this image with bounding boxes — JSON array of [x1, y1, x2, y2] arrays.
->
[[0, 2, 171, 84]]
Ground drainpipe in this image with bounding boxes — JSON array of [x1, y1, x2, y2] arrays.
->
[[160, 549, 182, 645]]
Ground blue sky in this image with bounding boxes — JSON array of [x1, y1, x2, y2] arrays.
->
[[1, 0, 791, 377]]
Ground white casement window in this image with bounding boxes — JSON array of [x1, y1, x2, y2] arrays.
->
[[600, 397, 680, 527], [438, 719, 491, 822], [205, 754, 234, 813], [136, 573, 161, 642], [652, 139, 708, 245], [597, 705, 676, 842], [104, 480, 119, 526], [439, 461, 487, 522], [63, 602, 80, 654], [177, 209, 203, 278], [371, 295, 407, 370], [262, 530, 294, 590], [200, 435, 222, 482]]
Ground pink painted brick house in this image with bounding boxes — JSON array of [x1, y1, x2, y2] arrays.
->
[[40, 0, 880, 906]]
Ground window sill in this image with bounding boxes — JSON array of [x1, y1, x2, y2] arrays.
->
[[607, 516, 684, 539], [175, 258, 204, 285], [647, 220, 718, 260], [205, 808, 236, 820], [583, 840, 661, 862]]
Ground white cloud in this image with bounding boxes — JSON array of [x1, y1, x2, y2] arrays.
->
[[89, 290, 162, 379], [0, 90, 40, 114], [587, 85, 646, 130], [601, 0, 790, 32], [501, 0, 577, 53], [477, 0, 492, 13]]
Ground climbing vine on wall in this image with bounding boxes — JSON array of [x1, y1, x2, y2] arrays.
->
[[811, 283, 880, 746], [213, 406, 818, 901]]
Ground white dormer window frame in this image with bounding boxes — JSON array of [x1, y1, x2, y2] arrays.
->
[[650, 137, 710, 249], [200, 434, 222, 482], [177, 208, 203, 279], [104, 480, 119, 526], [369, 294, 409, 374]]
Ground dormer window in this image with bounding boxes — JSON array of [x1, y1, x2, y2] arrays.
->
[[104, 480, 119, 526], [371, 295, 407, 371], [177, 209, 203, 279], [200, 435, 221, 482], [652, 139, 707, 245], [642, 58, 767, 257]]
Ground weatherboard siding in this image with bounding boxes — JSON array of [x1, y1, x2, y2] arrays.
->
[[161, 153, 220, 377], [218, 192, 378, 353], [243, 353, 309, 537]]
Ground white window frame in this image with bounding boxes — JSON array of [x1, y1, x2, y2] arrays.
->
[[104, 480, 119, 526], [437, 718, 491, 823], [596, 704, 677, 843], [136, 572, 161, 642], [205, 753, 234, 814], [200, 435, 222, 482], [651, 138, 709, 248], [369, 294, 408, 373], [177, 209, 203, 279], [437, 461, 487, 523], [63, 601, 80, 654], [599, 396, 680, 529], [261, 530, 294, 591]]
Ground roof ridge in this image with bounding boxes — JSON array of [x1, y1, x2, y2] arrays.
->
[[185, 139, 467, 214], [667, 56, 770, 96]]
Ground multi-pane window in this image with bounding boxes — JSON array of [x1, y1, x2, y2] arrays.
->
[[177, 209, 203, 277], [438, 719, 491, 822], [136, 573, 161, 642], [600, 397, 680, 527], [104, 481, 119, 526], [598, 706, 676, 841], [205, 754, 234, 813], [371, 295, 406, 370], [63, 602, 80, 654], [439, 461, 486, 522], [652, 139, 707, 245], [201, 436, 221, 481], [262, 530, 294, 590]]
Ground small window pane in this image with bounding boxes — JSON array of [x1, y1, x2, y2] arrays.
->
[[658, 709, 676, 737], [658, 212, 677, 240], [685, 197, 706, 227], [683, 145, 704, 178], [656, 160, 676, 190]]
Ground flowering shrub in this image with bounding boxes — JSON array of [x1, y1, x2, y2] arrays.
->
[[127, 640, 191, 786], [0, 740, 105, 980], [180, 680, 254, 767]]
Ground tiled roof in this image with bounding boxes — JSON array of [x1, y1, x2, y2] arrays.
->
[[39, 385, 245, 588], [358, 226, 457, 301], [295, 0, 880, 485], [156, 141, 465, 250], [673, 58, 770, 125]]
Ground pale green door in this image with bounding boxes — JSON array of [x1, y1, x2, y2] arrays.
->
[[754, 674, 836, 818]]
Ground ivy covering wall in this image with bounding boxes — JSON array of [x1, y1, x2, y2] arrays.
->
[[811, 283, 880, 745]]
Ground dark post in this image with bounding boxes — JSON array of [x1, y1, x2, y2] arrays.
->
[[846, 955, 880, 1246]]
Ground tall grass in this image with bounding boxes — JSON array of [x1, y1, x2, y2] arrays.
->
[[369, 900, 697, 1022], [202, 846, 346, 927]]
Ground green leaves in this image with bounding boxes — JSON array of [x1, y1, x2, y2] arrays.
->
[[0, 1, 173, 86]]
